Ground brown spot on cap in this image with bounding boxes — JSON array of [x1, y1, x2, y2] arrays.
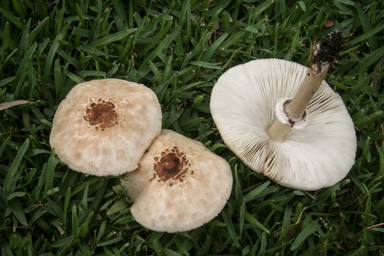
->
[[83, 100, 118, 131], [154, 153, 184, 181], [149, 175, 156, 182]]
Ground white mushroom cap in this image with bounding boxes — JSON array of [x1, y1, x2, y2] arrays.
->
[[210, 59, 356, 191], [121, 129, 233, 233], [50, 79, 162, 176]]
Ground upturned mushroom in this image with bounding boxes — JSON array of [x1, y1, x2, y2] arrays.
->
[[121, 129, 233, 232], [50, 79, 162, 176], [210, 31, 356, 191]]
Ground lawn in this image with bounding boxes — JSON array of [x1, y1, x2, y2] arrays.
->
[[1, 0, 384, 255]]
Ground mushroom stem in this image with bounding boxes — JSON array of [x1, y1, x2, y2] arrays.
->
[[267, 30, 345, 142], [267, 121, 291, 142], [267, 65, 328, 142], [286, 66, 328, 119]]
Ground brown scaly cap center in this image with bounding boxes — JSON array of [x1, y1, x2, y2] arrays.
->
[[155, 153, 183, 180], [83, 99, 118, 131], [152, 146, 193, 185]]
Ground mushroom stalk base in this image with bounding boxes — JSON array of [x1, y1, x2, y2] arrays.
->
[[267, 120, 291, 142], [267, 66, 328, 142]]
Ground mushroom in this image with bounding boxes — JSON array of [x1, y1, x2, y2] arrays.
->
[[50, 79, 162, 176], [210, 32, 356, 191], [121, 129, 233, 232]]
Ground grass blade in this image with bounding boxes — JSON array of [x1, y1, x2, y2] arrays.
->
[[4, 139, 29, 194], [290, 220, 321, 251]]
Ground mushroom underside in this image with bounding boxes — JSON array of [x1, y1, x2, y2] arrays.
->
[[210, 59, 356, 191]]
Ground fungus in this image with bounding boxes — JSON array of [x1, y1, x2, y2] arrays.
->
[[210, 31, 356, 190], [50, 79, 162, 176], [121, 129, 233, 232]]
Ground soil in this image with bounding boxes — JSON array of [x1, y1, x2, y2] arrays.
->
[[311, 30, 345, 72]]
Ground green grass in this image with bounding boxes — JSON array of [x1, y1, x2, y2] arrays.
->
[[1, 0, 384, 255]]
